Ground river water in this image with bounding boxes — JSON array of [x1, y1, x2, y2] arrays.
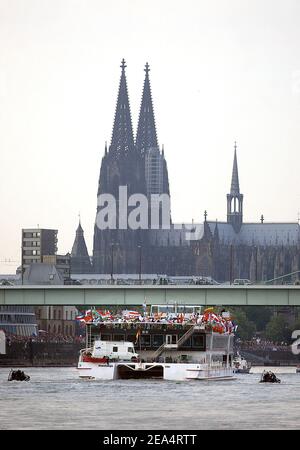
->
[[0, 367, 299, 430]]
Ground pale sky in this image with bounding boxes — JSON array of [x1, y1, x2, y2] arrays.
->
[[1, 0, 300, 273]]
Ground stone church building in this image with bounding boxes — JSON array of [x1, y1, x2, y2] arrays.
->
[[71, 60, 300, 283]]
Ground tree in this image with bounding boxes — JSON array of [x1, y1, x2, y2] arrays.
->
[[245, 306, 273, 332], [265, 315, 290, 343], [229, 308, 256, 341]]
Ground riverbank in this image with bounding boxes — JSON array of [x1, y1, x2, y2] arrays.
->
[[0, 342, 82, 367], [1, 342, 299, 367]]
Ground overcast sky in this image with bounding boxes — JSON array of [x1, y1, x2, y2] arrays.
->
[[0, 0, 300, 273]]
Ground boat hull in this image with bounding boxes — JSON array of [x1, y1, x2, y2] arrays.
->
[[233, 368, 250, 374], [77, 361, 234, 381]]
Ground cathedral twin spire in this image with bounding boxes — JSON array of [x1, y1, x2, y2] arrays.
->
[[109, 59, 159, 157], [110, 59, 135, 157], [136, 62, 158, 155], [110, 60, 243, 231]]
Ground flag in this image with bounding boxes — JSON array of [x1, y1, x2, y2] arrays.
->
[[76, 309, 93, 323], [135, 328, 142, 344], [75, 313, 84, 321], [122, 310, 140, 320], [97, 310, 112, 320]]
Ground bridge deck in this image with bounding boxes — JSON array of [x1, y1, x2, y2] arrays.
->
[[1, 285, 300, 306]]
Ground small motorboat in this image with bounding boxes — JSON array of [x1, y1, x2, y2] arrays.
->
[[8, 369, 30, 382], [233, 353, 251, 374], [259, 370, 281, 383]]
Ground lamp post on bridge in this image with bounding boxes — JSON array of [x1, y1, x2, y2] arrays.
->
[[110, 243, 117, 284], [229, 244, 234, 285]]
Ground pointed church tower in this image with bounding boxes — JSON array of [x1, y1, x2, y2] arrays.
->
[[136, 63, 171, 228], [93, 60, 147, 273], [97, 59, 143, 198], [136, 63, 170, 196], [110, 58, 135, 157], [136, 62, 158, 156], [227, 142, 243, 232], [71, 219, 92, 274]]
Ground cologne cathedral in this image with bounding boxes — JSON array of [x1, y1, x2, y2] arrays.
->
[[71, 60, 300, 283]]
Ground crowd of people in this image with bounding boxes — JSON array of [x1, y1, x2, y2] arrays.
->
[[236, 338, 291, 352], [4, 332, 85, 345]]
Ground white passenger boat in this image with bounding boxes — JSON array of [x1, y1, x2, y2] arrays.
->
[[77, 306, 236, 381]]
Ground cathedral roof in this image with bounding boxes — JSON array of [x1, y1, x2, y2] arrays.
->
[[149, 223, 204, 246], [133, 221, 300, 247], [207, 221, 300, 246]]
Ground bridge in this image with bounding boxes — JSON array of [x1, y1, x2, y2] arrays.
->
[[1, 285, 300, 306]]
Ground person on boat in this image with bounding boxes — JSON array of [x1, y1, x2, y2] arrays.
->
[[261, 370, 280, 383], [8, 369, 30, 381], [269, 372, 277, 383]]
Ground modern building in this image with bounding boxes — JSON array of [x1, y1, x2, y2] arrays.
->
[[0, 305, 38, 337], [21, 228, 71, 281], [22, 228, 58, 271]]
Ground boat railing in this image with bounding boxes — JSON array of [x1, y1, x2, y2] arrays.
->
[[177, 325, 200, 346], [152, 324, 201, 359], [152, 343, 166, 359]]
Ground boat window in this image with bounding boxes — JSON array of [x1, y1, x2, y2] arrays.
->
[[180, 337, 191, 348], [113, 334, 124, 341], [166, 334, 178, 345], [141, 335, 151, 347], [128, 347, 134, 353], [192, 335, 204, 348], [158, 306, 170, 313], [152, 334, 164, 346], [151, 306, 158, 314], [113, 346, 118, 352], [151, 305, 175, 314], [101, 334, 111, 341]]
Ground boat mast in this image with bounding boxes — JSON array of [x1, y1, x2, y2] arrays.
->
[[85, 323, 92, 349], [226, 333, 231, 368], [209, 331, 213, 367]]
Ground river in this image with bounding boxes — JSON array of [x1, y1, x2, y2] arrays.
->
[[0, 367, 299, 430]]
